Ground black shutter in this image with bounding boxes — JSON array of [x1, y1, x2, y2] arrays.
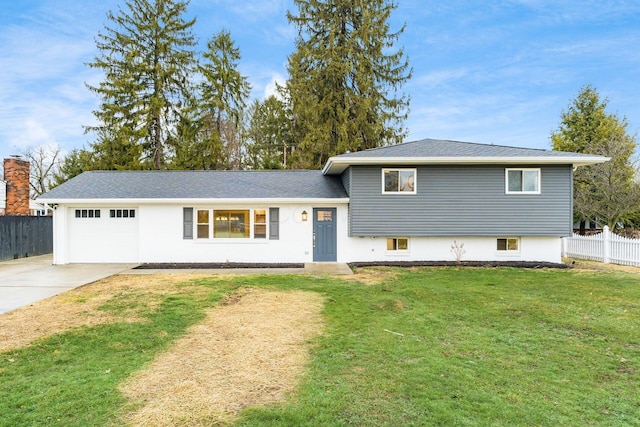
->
[[183, 207, 193, 239], [269, 207, 279, 240]]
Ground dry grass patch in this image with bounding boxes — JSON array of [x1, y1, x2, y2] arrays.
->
[[120, 287, 324, 427], [565, 258, 640, 274], [0, 274, 209, 353], [344, 267, 400, 285]]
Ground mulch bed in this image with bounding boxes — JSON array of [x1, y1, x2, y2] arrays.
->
[[348, 261, 570, 269], [135, 263, 305, 269], [136, 261, 569, 270]]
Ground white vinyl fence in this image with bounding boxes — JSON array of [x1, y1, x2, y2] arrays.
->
[[562, 226, 640, 267]]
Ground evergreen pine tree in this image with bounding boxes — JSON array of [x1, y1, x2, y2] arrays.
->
[[245, 96, 293, 169], [286, 0, 412, 169], [86, 0, 196, 170], [172, 30, 251, 170]]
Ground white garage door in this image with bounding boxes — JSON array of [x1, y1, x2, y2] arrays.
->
[[67, 207, 139, 263]]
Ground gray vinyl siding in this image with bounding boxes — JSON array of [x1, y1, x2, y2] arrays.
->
[[340, 168, 351, 196], [348, 165, 573, 237]]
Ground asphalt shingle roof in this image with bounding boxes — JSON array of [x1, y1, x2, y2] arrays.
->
[[335, 138, 602, 159], [40, 170, 348, 200]]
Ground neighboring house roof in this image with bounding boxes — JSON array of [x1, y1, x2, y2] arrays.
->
[[323, 138, 610, 174], [39, 170, 349, 203]]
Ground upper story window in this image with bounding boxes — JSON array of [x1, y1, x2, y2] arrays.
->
[[382, 168, 416, 194], [506, 168, 540, 194]]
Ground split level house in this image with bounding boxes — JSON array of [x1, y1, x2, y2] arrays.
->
[[38, 138, 608, 265]]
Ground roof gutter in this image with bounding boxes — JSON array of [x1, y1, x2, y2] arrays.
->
[[323, 156, 610, 175], [36, 197, 351, 205]]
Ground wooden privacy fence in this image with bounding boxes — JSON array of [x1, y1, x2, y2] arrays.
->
[[0, 216, 53, 261], [562, 226, 640, 267]]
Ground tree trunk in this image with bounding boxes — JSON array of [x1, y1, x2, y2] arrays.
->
[[579, 220, 586, 236]]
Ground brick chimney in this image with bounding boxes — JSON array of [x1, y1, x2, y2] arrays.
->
[[4, 157, 31, 216]]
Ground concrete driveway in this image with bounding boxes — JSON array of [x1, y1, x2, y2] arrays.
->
[[0, 254, 136, 314]]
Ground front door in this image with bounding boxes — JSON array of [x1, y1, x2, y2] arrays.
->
[[313, 208, 337, 262]]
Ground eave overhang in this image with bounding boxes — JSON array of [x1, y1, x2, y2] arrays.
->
[[37, 197, 351, 205], [322, 156, 611, 175]]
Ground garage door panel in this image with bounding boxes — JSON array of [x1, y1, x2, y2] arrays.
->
[[67, 208, 138, 263]]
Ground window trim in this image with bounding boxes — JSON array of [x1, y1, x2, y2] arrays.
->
[[382, 168, 417, 194], [496, 237, 520, 253], [505, 168, 541, 194], [195, 208, 270, 241]]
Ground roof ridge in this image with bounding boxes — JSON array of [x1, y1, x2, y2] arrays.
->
[[334, 138, 555, 157], [414, 138, 554, 153]]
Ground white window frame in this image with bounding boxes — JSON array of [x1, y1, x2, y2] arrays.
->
[[496, 237, 520, 253], [386, 237, 410, 254], [505, 168, 541, 194], [195, 208, 268, 241], [382, 168, 417, 194]]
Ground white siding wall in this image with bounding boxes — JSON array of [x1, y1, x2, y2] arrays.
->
[[139, 204, 325, 263], [52, 202, 561, 264], [340, 235, 561, 263]]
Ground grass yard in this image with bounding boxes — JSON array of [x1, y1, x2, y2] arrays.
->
[[1, 264, 639, 426]]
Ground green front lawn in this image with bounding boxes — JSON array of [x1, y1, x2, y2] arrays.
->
[[1, 266, 639, 426]]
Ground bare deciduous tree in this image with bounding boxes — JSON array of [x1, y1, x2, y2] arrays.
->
[[575, 138, 640, 230], [23, 144, 62, 198]]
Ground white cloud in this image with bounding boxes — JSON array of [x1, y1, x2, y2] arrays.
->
[[414, 68, 470, 89], [264, 73, 286, 100]]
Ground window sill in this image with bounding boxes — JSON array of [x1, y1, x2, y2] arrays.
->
[[505, 192, 541, 195], [194, 239, 269, 244], [381, 192, 417, 195], [496, 252, 521, 257], [385, 251, 410, 257]]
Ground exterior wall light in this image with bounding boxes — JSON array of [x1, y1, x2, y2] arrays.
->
[[301, 210, 308, 221]]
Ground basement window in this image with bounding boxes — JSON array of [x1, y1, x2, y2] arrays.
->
[[497, 237, 519, 252], [387, 237, 409, 252]]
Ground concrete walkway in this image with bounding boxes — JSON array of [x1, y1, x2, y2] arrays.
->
[[0, 254, 135, 314]]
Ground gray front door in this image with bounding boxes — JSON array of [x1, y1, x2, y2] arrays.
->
[[313, 208, 337, 262]]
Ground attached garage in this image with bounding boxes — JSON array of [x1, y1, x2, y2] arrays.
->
[[66, 207, 139, 263]]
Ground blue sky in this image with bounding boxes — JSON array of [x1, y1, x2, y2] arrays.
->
[[1, 0, 639, 165]]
